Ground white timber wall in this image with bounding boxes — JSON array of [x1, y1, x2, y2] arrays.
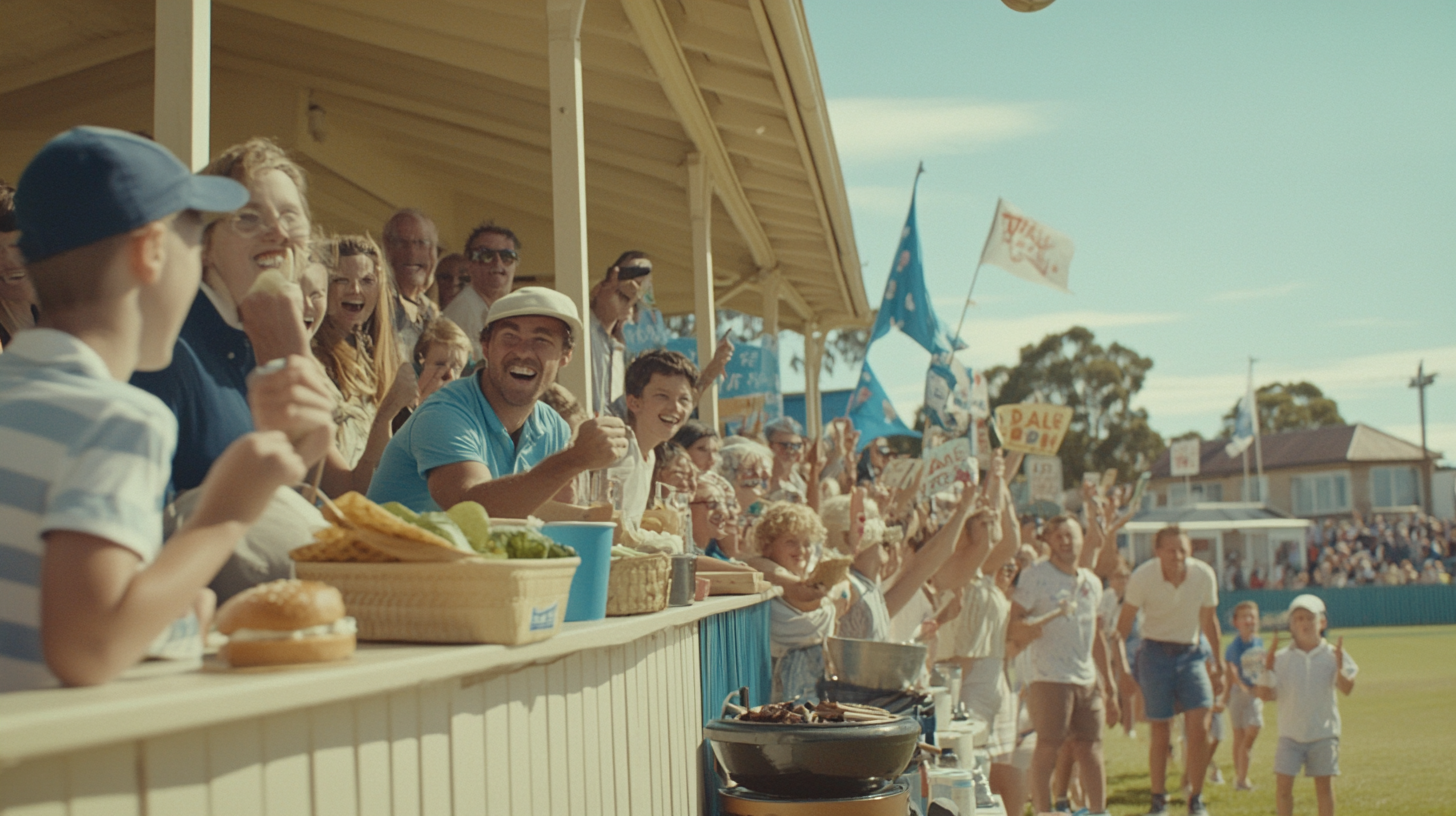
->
[[0, 625, 705, 816]]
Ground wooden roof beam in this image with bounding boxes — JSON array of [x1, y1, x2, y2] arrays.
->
[[619, 0, 778, 272], [0, 31, 153, 97]]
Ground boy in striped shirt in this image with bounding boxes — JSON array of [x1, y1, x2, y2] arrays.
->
[[0, 128, 328, 691]]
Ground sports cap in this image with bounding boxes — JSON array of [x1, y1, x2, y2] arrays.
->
[[1288, 594, 1326, 617], [483, 286, 584, 337], [15, 126, 247, 262]]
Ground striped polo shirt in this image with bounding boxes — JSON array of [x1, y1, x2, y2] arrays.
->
[[0, 330, 176, 692]]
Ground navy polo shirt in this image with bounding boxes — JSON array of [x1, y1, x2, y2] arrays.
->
[[131, 293, 255, 495]]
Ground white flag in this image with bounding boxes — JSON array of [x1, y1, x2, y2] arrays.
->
[[1224, 390, 1255, 458], [980, 199, 1074, 293]]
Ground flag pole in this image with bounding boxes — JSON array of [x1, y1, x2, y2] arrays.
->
[[1249, 356, 1264, 498], [953, 197, 1003, 345]]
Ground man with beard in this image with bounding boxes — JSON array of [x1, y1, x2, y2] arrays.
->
[[368, 287, 629, 514], [381, 209, 440, 363]]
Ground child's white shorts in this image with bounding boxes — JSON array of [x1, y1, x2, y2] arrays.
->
[[1274, 736, 1339, 777]]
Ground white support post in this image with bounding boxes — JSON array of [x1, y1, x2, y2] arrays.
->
[[547, 0, 592, 409], [803, 323, 823, 438], [1214, 532, 1225, 590], [153, 0, 211, 170], [760, 268, 780, 339], [688, 153, 719, 430]]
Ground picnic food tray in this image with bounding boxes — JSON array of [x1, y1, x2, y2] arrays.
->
[[294, 557, 579, 645]]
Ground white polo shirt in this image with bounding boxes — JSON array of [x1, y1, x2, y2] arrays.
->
[[1123, 557, 1218, 645], [1262, 640, 1357, 742]]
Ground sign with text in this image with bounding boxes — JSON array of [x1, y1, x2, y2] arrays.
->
[[993, 403, 1074, 455], [880, 457, 925, 494], [1170, 438, 1201, 477], [921, 437, 975, 498], [1026, 455, 1064, 505], [974, 417, 993, 469], [718, 337, 780, 400]]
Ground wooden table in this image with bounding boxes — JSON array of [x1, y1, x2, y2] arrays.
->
[[0, 591, 774, 816]]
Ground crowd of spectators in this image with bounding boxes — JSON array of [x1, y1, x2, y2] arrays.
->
[[1223, 511, 1454, 591]]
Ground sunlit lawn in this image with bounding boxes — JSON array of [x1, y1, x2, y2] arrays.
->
[[1083, 625, 1456, 816]]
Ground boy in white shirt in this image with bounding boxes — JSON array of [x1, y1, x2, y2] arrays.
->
[[1255, 594, 1356, 816]]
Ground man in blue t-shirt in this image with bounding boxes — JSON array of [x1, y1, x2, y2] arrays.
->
[[368, 287, 628, 514]]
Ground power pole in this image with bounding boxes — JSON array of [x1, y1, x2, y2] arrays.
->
[[1409, 361, 1437, 514]]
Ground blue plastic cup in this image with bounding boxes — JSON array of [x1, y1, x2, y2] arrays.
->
[[542, 521, 616, 622]]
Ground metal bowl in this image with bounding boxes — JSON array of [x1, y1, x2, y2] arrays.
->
[[824, 637, 928, 691], [704, 715, 921, 799]]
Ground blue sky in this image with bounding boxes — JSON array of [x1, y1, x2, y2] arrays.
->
[[779, 0, 1456, 464]]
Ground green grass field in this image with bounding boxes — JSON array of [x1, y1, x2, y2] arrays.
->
[[1088, 625, 1456, 816]]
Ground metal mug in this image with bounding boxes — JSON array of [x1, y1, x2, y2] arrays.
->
[[669, 553, 697, 606]]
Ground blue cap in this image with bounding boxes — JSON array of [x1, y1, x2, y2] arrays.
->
[[15, 127, 248, 263]]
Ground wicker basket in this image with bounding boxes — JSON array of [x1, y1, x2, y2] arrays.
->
[[604, 553, 671, 617], [294, 557, 579, 645]]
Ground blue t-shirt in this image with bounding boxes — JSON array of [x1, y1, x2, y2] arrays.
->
[[131, 293, 255, 495], [367, 372, 571, 512], [1225, 634, 1265, 687]]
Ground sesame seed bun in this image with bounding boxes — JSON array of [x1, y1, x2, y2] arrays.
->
[[215, 579, 346, 634], [214, 580, 356, 668]]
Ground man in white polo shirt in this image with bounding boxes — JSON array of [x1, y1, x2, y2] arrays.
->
[[1117, 525, 1226, 816], [1012, 514, 1118, 816]]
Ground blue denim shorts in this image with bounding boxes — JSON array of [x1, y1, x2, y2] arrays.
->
[[1136, 639, 1214, 721]]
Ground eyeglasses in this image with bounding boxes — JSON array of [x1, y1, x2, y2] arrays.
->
[[468, 247, 519, 265], [226, 208, 307, 239], [773, 441, 805, 453], [738, 478, 768, 489]]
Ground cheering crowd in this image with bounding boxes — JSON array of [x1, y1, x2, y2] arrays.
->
[[0, 129, 1363, 816]]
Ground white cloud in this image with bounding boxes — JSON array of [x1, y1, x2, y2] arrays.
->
[[828, 98, 1057, 162], [954, 310, 1184, 370], [1137, 344, 1456, 430], [1209, 281, 1307, 303]]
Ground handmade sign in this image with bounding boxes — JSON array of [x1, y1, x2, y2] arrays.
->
[[880, 457, 925, 494], [993, 403, 1074, 455], [1026, 455, 1064, 505], [920, 437, 975, 498]]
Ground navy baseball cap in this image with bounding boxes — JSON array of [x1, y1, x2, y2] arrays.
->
[[15, 126, 248, 263]]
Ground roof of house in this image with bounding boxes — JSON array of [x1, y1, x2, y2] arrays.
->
[[1151, 423, 1438, 479]]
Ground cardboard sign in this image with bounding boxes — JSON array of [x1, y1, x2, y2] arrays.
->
[[1026, 455, 1064, 504], [993, 403, 1074, 455], [1170, 438, 1201, 477], [880, 458, 925, 494], [921, 437, 975, 498]]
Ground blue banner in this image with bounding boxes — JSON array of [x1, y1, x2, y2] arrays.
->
[[868, 174, 962, 356], [847, 360, 919, 452]]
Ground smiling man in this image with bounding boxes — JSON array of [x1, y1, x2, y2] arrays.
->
[[443, 222, 521, 362], [367, 286, 629, 514], [382, 208, 440, 363]]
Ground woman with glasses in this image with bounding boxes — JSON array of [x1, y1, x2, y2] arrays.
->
[[715, 438, 775, 529], [132, 137, 334, 494], [312, 234, 417, 495], [762, 416, 810, 506]]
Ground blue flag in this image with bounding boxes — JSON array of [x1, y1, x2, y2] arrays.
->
[[847, 361, 920, 452], [868, 175, 963, 355]]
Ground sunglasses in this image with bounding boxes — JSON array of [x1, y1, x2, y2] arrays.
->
[[774, 441, 805, 453], [467, 247, 519, 264], [738, 478, 768, 489]]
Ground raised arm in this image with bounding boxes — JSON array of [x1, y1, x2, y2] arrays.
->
[[883, 487, 979, 617], [428, 416, 626, 515]]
